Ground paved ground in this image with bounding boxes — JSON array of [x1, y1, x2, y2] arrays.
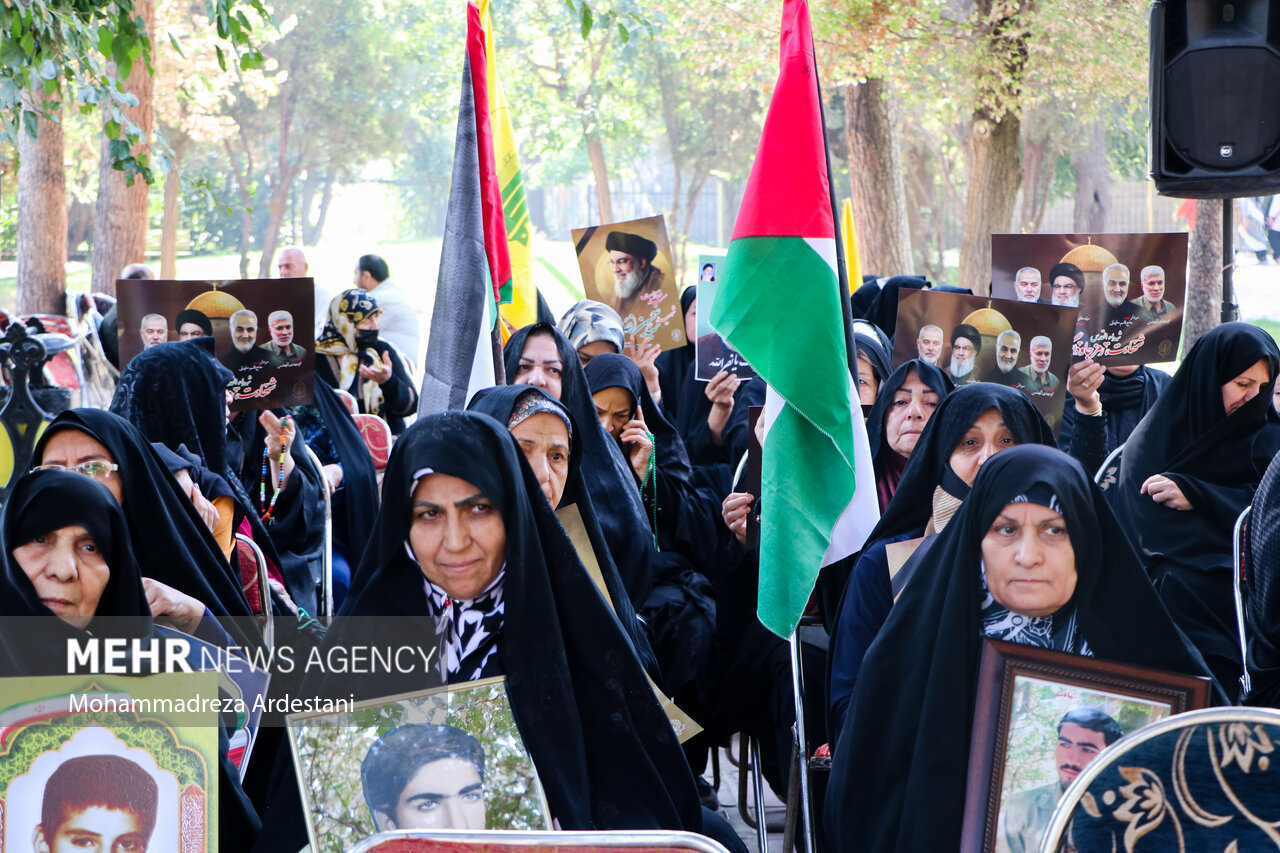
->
[[704, 738, 793, 853], [1228, 250, 1280, 321]]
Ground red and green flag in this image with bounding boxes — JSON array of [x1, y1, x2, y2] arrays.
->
[[709, 0, 878, 638]]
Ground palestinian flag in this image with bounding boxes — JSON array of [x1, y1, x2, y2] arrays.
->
[[709, 0, 876, 638], [419, 2, 505, 414]]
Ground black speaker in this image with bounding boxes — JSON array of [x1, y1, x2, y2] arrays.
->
[[1150, 0, 1280, 198]]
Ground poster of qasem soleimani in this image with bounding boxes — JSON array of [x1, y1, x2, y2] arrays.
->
[[990, 233, 1189, 365], [892, 289, 1077, 435], [572, 214, 686, 351], [116, 278, 315, 411]]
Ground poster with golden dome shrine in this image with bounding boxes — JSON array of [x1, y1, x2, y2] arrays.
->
[[990, 233, 1189, 367], [890, 289, 1078, 435], [115, 278, 316, 411]]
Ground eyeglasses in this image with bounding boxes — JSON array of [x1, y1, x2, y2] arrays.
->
[[32, 461, 119, 481]]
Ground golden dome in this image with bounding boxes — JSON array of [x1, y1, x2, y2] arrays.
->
[[1060, 243, 1118, 272], [186, 290, 246, 318], [962, 308, 1012, 338]]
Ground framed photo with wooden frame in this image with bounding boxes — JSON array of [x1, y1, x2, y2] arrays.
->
[[960, 639, 1211, 853]]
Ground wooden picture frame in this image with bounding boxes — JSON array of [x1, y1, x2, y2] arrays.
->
[[960, 639, 1211, 853]]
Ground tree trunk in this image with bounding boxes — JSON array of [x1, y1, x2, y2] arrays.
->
[[256, 95, 302, 279], [224, 138, 254, 279], [303, 173, 336, 246], [1070, 122, 1111, 233], [586, 134, 613, 223], [958, 111, 1021, 294], [17, 102, 68, 315], [1018, 134, 1054, 233], [1183, 199, 1223, 352], [903, 142, 942, 282], [257, 169, 292, 279], [159, 138, 186, 279], [90, 0, 155, 296], [844, 79, 913, 277]]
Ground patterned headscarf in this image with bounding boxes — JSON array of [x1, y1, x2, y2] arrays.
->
[[508, 388, 573, 439], [316, 289, 383, 414], [557, 299, 625, 354]]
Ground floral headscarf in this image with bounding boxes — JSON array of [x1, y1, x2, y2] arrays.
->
[[317, 289, 384, 413]]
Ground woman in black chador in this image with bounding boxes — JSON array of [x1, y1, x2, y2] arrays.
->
[[1113, 321, 1280, 694]]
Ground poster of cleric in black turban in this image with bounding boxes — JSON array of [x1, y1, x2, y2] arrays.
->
[[990, 233, 1188, 366], [571, 214, 686, 351], [116, 278, 315, 410], [892, 289, 1077, 434]]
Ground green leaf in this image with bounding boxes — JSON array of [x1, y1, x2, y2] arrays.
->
[[37, 58, 57, 80], [167, 31, 185, 59], [108, 137, 130, 162], [580, 4, 592, 39], [21, 108, 36, 139], [104, 118, 120, 138], [215, 44, 226, 71], [617, 22, 629, 42], [97, 27, 113, 57]]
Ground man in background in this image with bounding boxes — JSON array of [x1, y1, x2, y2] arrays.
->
[[355, 253, 419, 369]]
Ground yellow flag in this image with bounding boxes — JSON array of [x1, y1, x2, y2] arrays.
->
[[842, 198, 864, 293], [479, 0, 537, 330]]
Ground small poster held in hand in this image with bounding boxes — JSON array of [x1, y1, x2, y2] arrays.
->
[[572, 215, 687, 352], [695, 254, 756, 381]]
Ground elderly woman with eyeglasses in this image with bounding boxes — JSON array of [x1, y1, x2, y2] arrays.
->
[[33, 408, 263, 653]]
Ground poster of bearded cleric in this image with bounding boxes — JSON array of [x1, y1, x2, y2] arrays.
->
[[892, 290, 1077, 434], [116, 278, 315, 410], [990, 233, 1189, 366], [571, 215, 686, 351]]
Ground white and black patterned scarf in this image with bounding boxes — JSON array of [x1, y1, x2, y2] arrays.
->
[[417, 553, 506, 682]]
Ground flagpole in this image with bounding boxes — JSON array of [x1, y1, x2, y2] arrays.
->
[[811, 34, 859, 384]]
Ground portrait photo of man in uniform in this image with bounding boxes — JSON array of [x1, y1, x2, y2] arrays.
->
[[1000, 708, 1121, 853], [1021, 336, 1060, 394], [1131, 265, 1177, 324], [361, 725, 487, 832], [266, 310, 306, 366]]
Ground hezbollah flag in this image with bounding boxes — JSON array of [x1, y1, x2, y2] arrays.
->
[[709, 0, 877, 638], [478, 0, 537, 330], [419, 2, 506, 414]]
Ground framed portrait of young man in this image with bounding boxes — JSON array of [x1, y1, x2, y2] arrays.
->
[[961, 640, 1211, 853]]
